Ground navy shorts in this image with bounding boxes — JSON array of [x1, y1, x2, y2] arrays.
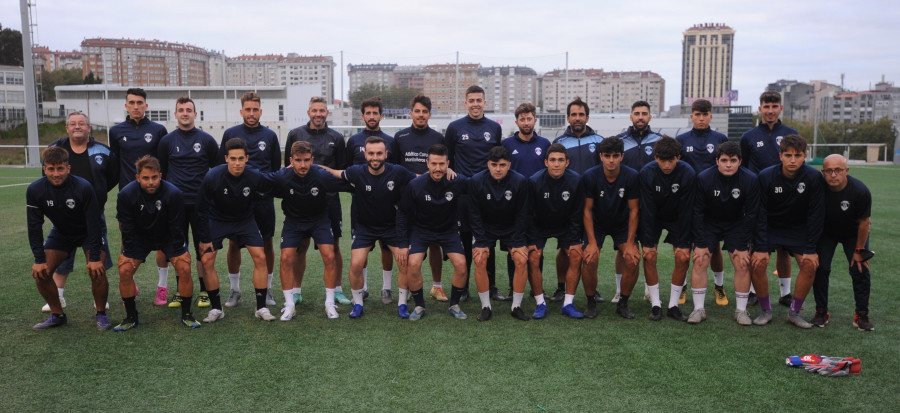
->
[[53, 215, 113, 274], [280, 219, 334, 249], [585, 225, 629, 250], [210, 218, 263, 250], [643, 220, 692, 249], [700, 221, 749, 253], [182, 203, 204, 258], [352, 225, 405, 250], [254, 197, 276, 238], [529, 227, 579, 250], [474, 229, 526, 250], [122, 241, 189, 262], [409, 228, 464, 256], [759, 229, 806, 254]]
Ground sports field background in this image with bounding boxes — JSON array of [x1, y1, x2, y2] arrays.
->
[[1, 165, 897, 411]]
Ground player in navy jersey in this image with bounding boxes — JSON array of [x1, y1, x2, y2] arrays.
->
[[528, 144, 584, 319], [158, 97, 219, 310], [391, 95, 447, 302], [267, 141, 350, 320], [108, 88, 172, 307], [323, 137, 416, 318], [113, 156, 199, 330], [752, 135, 824, 328], [638, 137, 695, 321], [581, 137, 640, 319], [27, 147, 109, 330], [196, 138, 275, 322], [218, 92, 282, 310], [282, 96, 351, 306], [397, 144, 470, 320], [445, 85, 505, 301], [812, 155, 874, 331], [345, 97, 396, 304], [676, 99, 730, 307], [687, 142, 762, 325]]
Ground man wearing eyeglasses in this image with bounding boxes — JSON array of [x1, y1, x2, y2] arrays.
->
[[812, 154, 873, 331]]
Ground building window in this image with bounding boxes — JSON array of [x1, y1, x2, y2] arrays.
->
[[279, 104, 284, 121], [6, 72, 24, 85], [147, 110, 169, 122]]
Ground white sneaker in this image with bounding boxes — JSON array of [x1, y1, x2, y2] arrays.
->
[[265, 289, 277, 306], [611, 292, 621, 304], [203, 309, 225, 323], [255, 307, 276, 321], [325, 305, 339, 319], [41, 297, 67, 312], [280, 307, 296, 321]]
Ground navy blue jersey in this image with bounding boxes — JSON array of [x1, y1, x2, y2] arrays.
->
[[48, 136, 118, 206], [397, 174, 469, 240], [116, 180, 185, 254], [676, 127, 728, 174], [220, 124, 281, 173], [467, 170, 531, 243], [582, 165, 640, 231], [639, 161, 696, 246], [26, 175, 102, 263], [197, 165, 272, 242], [109, 117, 168, 188], [342, 163, 415, 233], [157, 127, 220, 205], [552, 125, 603, 174], [391, 126, 444, 174], [529, 168, 583, 241], [445, 115, 502, 177], [265, 166, 349, 225], [823, 175, 871, 238], [757, 163, 825, 253], [502, 133, 551, 179], [739, 120, 798, 174], [346, 129, 394, 166], [619, 126, 663, 172], [693, 166, 763, 249], [283, 123, 346, 169]]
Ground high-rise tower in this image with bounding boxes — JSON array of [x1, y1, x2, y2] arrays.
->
[[681, 23, 734, 106]]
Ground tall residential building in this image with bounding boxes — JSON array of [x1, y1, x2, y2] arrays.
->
[[347, 63, 397, 93], [681, 23, 735, 106], [81, 38, 212, 87], [393, 65, 425, 90], [540, 69, 665, 114], [226, 54, 335, 100], [34, 46, 82, 72], [423, 63, 479, 115], [477, 66, 537, 114]]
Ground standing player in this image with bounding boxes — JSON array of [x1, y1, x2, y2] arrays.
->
[[108, 88, 170, 306], [752, 135, 824, 328], [740, 91, 799, 305], [219, 92, 281, 309], [445, 85, 505, 301], [27, 147, 109, 330], [687, 142, 762, 325], [676, 99, 730, 307], [391, 94, 447, 302], [528, 144, 584, 319], [812, 154, 874, 331], [158, 97, 219, 310], [114, 156, 198, 330], [283, 97, 351, 305], [581, 137, 640, 319], [638, 137, 695, 321]]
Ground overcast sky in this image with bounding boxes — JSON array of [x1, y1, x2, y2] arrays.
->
[[4, 0, 898, 109]]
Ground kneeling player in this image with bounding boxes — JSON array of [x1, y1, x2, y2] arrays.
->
[[689, 142, 762, 325], [114, 155, 198, 330]]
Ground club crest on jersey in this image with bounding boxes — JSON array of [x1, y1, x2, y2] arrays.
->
[[242, 187, 251, 197], [644, 146, 653, 155], [144, 133, 153, 143], [706, 143, 714, 153], [562, 191, 570, 201], [311, 187, 319, 196], [618, 188, 625, 198], [387, 181, 395, 191], [671, 183, 680, 193], [66, 198, 75, 209], [461, 134, 470, 141], [797, 182, 806, 194], [155, 200, 162, 210], [732, 188, 741, 199], [94, 155, 103, 165], [589, 144, 596, 153], [445, 192, 454, 201], [193, 143, 201, 152], [504, 190, 512, 201], [484, 132, 491, 140], [535, 148, 542, 156], [841, 200, 849, 211], [258, 142, 267, 151], [776, 136, 784, 146]]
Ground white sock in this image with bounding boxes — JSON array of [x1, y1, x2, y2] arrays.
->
[[58, 288, 65, 299], [267, 273, 273, 289], [398, 288, 409, 306], [750, 284, 756, 294], [325, 288, 335, 308], [615, 273, 623, 293], [478, 291, 491, 309], [157, 267, 169, 288], [351, 288, 365, 305], [713, 271, 724, 286], [382, 270, 392, 291], [512, 292, 524, 309], [563, 294, 575, 306], [648, 284, 661, 307], [534, 293, 545, 306], [735, 291, 749, 312], [335, 285, 344, 294], [362, 272, 368, 292], [644, 283, 650, 295], [669, 284, 683, 308], [779, 278, 791, 297], [228, 273, 241, 292], [292, 287, 302, 295], [692, 288, 706, 310], [282, 290, 294, 309], [683, 278, 688, 288], [432, 281, 442, 288]]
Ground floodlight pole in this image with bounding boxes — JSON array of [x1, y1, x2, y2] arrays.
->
[[20, 0, 40, 166]]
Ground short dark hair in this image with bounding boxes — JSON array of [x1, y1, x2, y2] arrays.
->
[[360, 97, 383, 115], [175, 96, 195, 110], [411, 94, 431, 111], [631, 100, 651, 111], [780, 134, 807, 153], [427, 143, 448, 159], [716, 141, 741, 160], [126, 88, 147, 100], [224, 137, 248, 156], [241, 91, 261, 106], [759, 91, 782, 104], [309, 96, 327, 106], [364, 136, 386, 148], [465, 85, 485, 97], [691, 99, 712, 113], [135, 155, 160, 173], [653, 136, 681, 160], [42, 146, 68, 165], [488, 146, 510, 162], [514, 103, 536, 119], [546, 143, 568, 160], [567, 97, 589, 117], [291, 141, 312, 156], [597, 136, 624, 154]]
